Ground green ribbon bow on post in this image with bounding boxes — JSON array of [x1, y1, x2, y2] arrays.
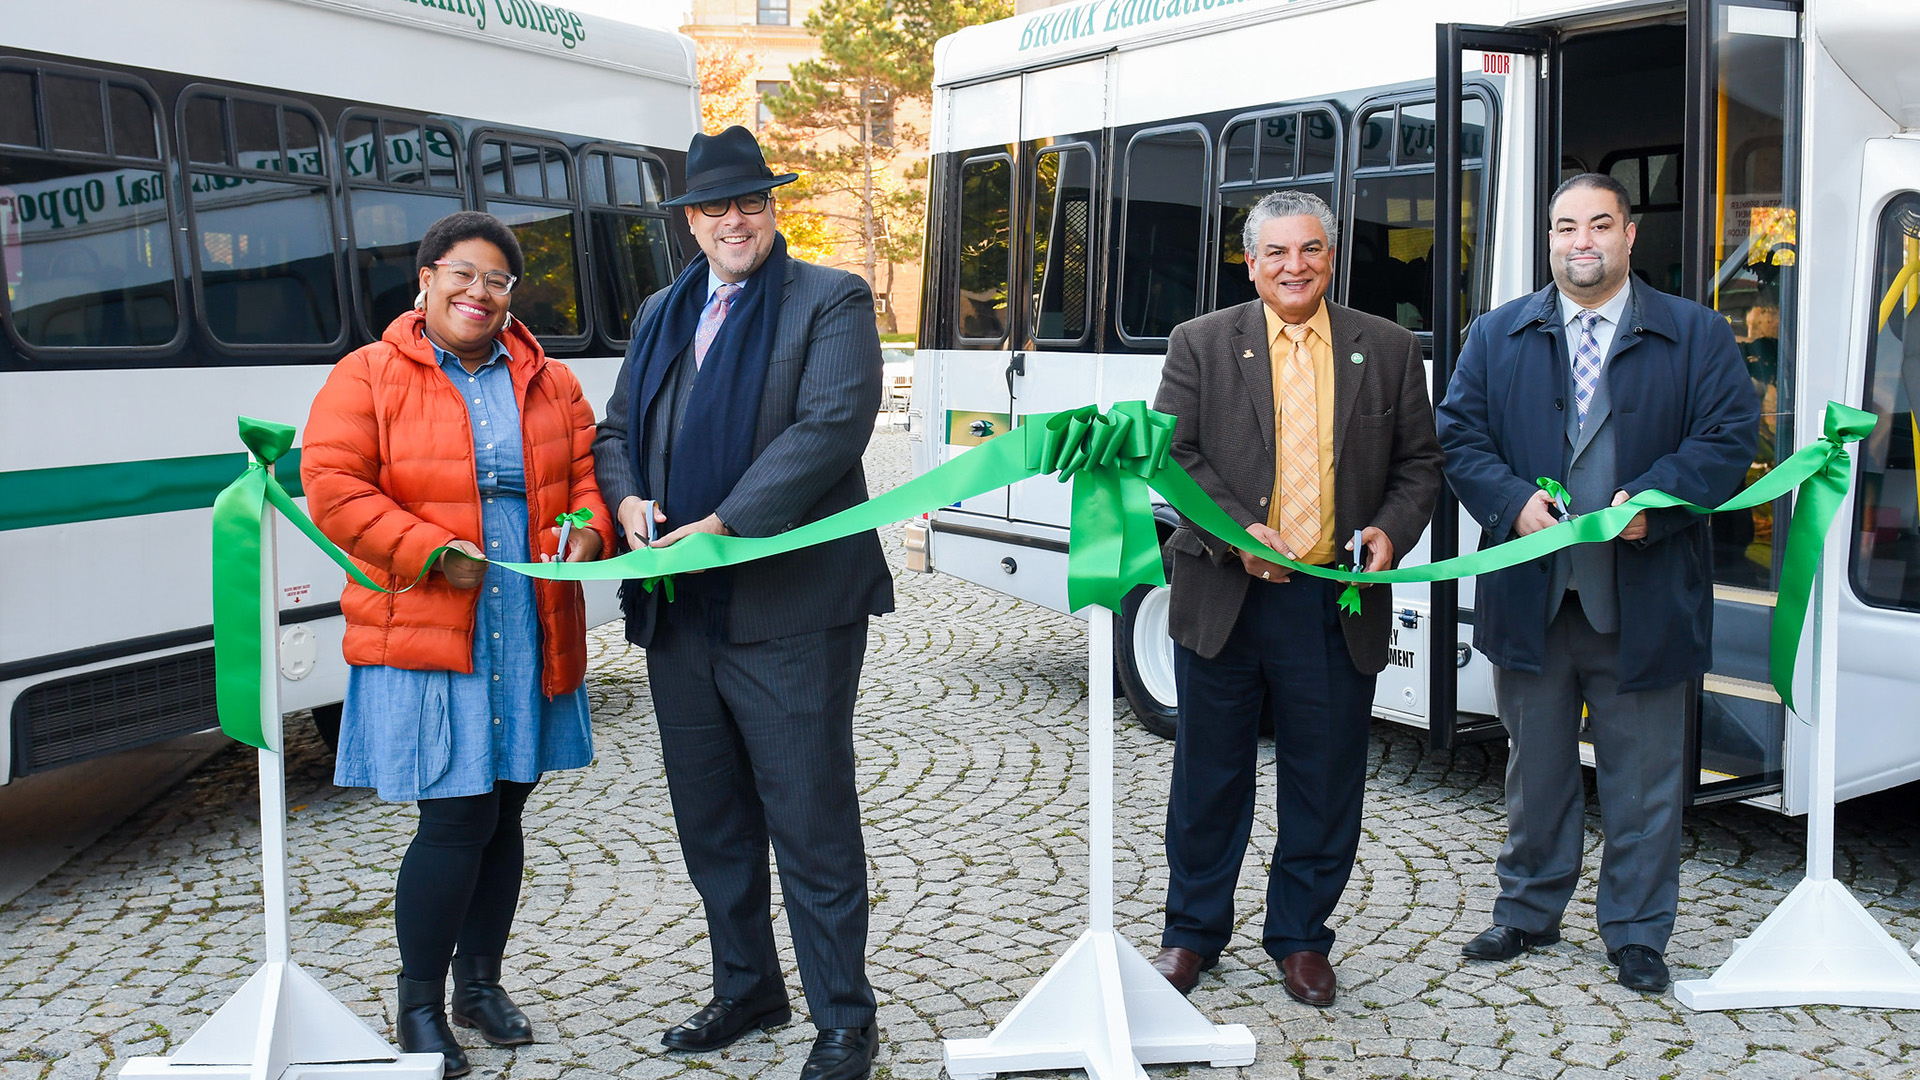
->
[[210, 400, 1872, 748], [1026, 402, 1176, 613]]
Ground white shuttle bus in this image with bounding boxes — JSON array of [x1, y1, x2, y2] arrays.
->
[[0, 0, 698, 779], [907, 0, 1920, 812]]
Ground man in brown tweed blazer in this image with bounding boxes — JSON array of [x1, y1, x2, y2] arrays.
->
[[1148, 190, 1442, 1007]]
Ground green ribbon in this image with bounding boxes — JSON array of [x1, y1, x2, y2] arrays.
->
[[212, 417, 453, 749], [211, 401, 1871, 747]]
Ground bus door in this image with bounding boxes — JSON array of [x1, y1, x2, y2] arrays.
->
[[1008, 57, 1108, 530], [940, 76, 1021, 519], [1436, 4, 1804, 803], [1680, 0, 1802, 805], [1434, 25, 1558, 749]]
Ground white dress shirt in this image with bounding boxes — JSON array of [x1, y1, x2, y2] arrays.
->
[[1556, 279, 1632, 368]]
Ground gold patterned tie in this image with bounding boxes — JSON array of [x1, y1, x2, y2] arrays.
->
[[1276, 322, 1320, 558]]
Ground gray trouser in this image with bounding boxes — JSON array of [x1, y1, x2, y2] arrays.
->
[[1490, 596, 1688, 953]]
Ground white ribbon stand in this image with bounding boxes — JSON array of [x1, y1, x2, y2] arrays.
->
[[943, 612, 1256, 1080], [1676, 538, 1920, 1010], [122, 513, 443, 1080]]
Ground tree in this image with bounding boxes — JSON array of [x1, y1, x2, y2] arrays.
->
[[697, 40, 761, 134], [764, 0, 1009, 331]]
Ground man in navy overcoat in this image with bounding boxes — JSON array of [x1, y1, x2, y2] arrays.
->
[[1436, 173, 1758, 993]]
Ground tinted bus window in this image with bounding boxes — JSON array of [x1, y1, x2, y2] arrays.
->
[[956, 153, 1011, 343], [1347, 96, 1488, 334], [1031, 144, 1092, 343], [183, 93, 343, 348], [1215, 107, 1339, 312], [476, 134, 584, 340], [1851, 195, 1920, 612], [581, 147, 674, 345], [0, 65, 180, 352], [1120, 126, 1209, 341], [342, 113, 465, 338]]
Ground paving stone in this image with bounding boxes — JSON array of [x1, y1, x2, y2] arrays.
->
[[4, 430, 1920, 1080]]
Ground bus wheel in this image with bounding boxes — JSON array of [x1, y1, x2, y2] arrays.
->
[[310, 702, 342, 755], [1116, 582, 1179, 739]]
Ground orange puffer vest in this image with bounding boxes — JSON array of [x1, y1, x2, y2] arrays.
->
[[302, 312, 615, 697]]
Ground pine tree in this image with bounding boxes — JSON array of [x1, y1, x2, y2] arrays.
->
[[764, 0, 1009, 330]]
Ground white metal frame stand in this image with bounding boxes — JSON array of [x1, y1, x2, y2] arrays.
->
[[122, 515, 444, 1080], [1675, 541, 1920, 1010], [943, 614, 1256, 1080]]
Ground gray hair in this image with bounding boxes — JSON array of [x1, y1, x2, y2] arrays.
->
[[1241, 189, 1337, 257]]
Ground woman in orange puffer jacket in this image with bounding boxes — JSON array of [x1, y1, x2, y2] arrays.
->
[[302, 211, 613, 1078]]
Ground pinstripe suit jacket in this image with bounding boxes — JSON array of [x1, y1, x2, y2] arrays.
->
[[594, 257, 894, 647], [1152, 298, 1444, 672]]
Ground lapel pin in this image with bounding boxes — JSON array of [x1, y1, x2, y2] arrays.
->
[[1243, 349, 1255, 358], [1349, 352, 1365, 364]]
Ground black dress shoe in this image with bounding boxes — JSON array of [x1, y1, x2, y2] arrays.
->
[[799, 1022, 877, 1080], [660, 989, 791, 1051], [395, 974, 470, 1078], [1608, 944, 1670, 992], [450, 955, 534, 1046], [1461, 924, 1561, 961]]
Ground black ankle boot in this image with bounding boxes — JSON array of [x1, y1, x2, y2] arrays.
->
[[450, 955, 534, 1046], [396, 974, 471, 1078]]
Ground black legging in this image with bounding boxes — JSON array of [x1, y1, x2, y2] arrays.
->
[[395, 780, 535, 983]]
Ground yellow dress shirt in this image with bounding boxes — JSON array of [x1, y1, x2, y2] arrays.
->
[[1263, 301, 1337, 565]]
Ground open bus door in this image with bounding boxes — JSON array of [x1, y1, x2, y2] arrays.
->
[[1432, 25, 1557, 751], [1435, 5, 1804, 803]]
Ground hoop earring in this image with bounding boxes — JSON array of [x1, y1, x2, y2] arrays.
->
[[413, 289, 426, 312]]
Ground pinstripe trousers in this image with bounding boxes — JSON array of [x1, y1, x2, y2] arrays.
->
[[645, 596, 875, 1030]]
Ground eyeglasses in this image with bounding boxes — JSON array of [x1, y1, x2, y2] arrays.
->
[[434, 259, 517, 296], [694, 192, 771, 217]]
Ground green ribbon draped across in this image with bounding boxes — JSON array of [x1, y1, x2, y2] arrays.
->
[[211, 401, 1872, 748]]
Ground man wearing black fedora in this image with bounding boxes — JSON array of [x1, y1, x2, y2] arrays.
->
[[593, 125, 893, 1080]]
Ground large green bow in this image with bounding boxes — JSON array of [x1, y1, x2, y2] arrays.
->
[[1028, 401, 1175, 613]]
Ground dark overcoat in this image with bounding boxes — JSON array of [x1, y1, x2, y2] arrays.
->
[[594, 258, 895, 647], [1152, 298, 1444, 673], [1435, 280, 1759, 692]]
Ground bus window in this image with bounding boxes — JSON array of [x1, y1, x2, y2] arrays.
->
[[1850, 196, 1920, 612], [1223, 121, 1255, 185], [342, 111, 464, 338], [1705, 16, 1799, 594], [956, 153, 1011, 344], [46, 74, 107, 156], [1030, 144, 1092, 344], [581, 145, 675, 347], [1119, 125, 1208, 342], [0, 64, 180, 353], [184, 93, 343, 349], [0, 72, 33, 148], [1215, 107, 1339, 312], [475, 132, 585, 341], [1346, 96, 1489, 334]]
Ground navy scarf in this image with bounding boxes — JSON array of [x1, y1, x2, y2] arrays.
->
[[625, 235, 787, 533]]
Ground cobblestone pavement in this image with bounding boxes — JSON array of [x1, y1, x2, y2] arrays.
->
[[5, 430, 1920, 1080]]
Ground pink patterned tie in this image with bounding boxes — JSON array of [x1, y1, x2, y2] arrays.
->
[[693, 282, 743, 370]]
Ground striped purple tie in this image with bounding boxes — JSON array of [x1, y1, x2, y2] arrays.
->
[[694, 282, 742, 370], [1571, 309, 1603, 426]]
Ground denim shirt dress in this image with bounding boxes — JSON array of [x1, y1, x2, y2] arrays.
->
[[333, 339, 593, 802]]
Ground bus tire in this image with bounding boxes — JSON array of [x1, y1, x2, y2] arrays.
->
[[310, 702, 342, 755], [1116, 582, 1179, 740]]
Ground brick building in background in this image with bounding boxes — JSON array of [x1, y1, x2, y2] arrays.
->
[[681, 0, 927, 337]]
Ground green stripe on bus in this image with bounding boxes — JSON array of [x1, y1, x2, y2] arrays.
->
[[0, 450, 303, 531]]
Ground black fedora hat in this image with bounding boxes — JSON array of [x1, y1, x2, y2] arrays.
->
[[662, 125, 799, 207]]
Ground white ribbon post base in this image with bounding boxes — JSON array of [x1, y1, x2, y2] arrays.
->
[[1677, 559, 1920, 1010], [942, 613, 1256, 1080], [119, 517, 443, 1080]]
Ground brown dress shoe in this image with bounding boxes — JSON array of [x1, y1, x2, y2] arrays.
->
[[1148, 947, 1217, 995], [1279, 950, 1335, 1007]]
